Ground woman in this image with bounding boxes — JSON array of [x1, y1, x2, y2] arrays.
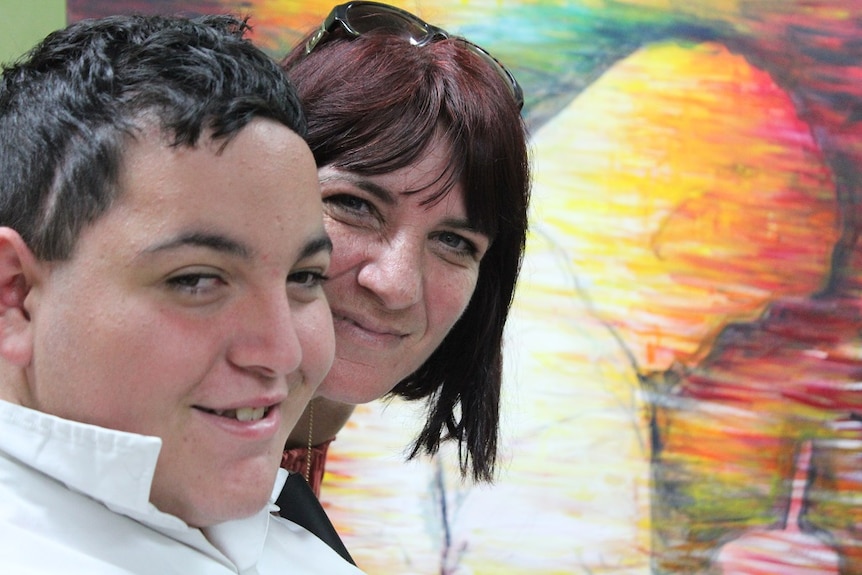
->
[[280, 1, 530, 495]]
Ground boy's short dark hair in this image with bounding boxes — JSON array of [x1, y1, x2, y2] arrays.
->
[[0, 14, 305, 261]]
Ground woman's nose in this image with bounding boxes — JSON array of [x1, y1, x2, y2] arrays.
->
[[356, 237, 423, 310]]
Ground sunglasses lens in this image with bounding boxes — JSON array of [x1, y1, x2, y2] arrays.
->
[[311, 3, 523, 110], [345, 4, 428, 40]]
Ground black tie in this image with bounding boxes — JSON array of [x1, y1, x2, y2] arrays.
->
[[275, 472, 356, 565]]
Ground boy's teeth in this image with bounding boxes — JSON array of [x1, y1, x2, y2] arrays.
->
[[234, 407, 266, 422], [202, 406, 268, 421]]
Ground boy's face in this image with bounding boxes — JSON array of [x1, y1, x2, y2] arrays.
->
[[22, 119, 334, 527]]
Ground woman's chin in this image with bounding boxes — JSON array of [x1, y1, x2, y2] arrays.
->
[[318, 362, 403, 404]]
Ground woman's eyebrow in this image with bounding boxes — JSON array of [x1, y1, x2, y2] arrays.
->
[[440, 217, 485, 236], [320, 174, 395, 206]]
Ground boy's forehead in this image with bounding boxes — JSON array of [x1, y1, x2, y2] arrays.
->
[[115, 123, 232, 198], [103, 118, 321, 251]]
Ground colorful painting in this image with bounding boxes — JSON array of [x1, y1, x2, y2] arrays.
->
[[68, 1, 862, 573]]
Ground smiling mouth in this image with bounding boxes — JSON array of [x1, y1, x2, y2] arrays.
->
[[335, 313, 406, 338], [197, 406, 272, 422]]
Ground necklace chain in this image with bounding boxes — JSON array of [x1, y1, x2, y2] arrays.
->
[[304, 401, 314, 483]]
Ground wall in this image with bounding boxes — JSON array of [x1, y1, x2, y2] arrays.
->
[[60, 1, 862, 573], [0, 1, 65, 65]]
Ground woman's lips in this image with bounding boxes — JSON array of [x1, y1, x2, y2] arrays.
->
[[332, 312, 408, 348]]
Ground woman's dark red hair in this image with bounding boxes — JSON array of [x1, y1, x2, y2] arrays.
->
[[282, 28, 530, 482]]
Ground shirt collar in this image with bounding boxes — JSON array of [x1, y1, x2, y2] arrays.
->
[[0, 400, 287, 536], [0, 400, 287, 569], [202, 469, 289, 570], [0, 399, 168, 520]]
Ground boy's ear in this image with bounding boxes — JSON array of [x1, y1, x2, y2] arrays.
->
[[0, 228, 40, 367]]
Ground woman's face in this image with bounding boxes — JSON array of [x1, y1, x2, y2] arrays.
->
[[317, 137, 490, 403]]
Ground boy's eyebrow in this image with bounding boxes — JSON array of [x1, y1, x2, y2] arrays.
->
[[141, 231, 333, 261], [141, 231, 252, 259]]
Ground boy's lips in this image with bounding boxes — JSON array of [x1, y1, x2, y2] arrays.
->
[[193, 400, 285, 441], [196, 405, 273, 422], [194, 393, 287, 423]]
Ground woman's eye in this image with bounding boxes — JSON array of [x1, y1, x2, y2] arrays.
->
[[288, 270, 328, 289], [325, 194, 374, 215], [436, 231, 476, 255]]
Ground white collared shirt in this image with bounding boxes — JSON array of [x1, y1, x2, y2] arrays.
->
[[0, 400, 365, 574]]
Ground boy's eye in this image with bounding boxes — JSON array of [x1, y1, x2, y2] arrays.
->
[[288, 270, 328, 289], [168, 273, 221, 292]]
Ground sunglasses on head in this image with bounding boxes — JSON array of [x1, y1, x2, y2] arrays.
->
[[305, 1, 524, 110]]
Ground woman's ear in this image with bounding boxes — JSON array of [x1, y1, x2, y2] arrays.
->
[[0, 228, 40, 367]]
